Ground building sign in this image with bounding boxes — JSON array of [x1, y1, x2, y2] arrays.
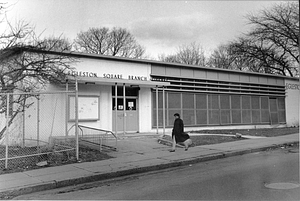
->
[[68, 71, 149, 82], [128, 75, 147, 81], [67, 71, 97, 77], [151, 77, 168, 82], [103, 73, 148, 81], [103, 74, 123, 79], [286, 83, 300, 90]]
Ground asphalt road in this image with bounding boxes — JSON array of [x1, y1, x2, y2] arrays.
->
[[14, 146, 299, 200]]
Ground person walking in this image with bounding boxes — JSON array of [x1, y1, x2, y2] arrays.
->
[[170, 113, 192, 152]]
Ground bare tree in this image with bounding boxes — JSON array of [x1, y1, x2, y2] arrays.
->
[[74, 27, 145, 59], [159, 42, 206, 66], [37, 36, 73, 51], [208, 2, 298, 76], [229, 2, 298, 76], [208, 43, 270, 73], [0, 17, 75, 139], [207, 44, 233, 69]]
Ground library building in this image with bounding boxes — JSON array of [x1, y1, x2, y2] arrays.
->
[[12, 50, 300, 139], [59, 51, 299, 135]]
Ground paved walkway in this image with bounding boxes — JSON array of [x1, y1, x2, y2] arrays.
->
[[0, 133, 298, 198]]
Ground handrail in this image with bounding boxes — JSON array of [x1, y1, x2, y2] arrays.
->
[[77, 125, 117, 139], [67, 124, 117, 151]]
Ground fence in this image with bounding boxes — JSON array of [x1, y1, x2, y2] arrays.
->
[[76, 124, 117, 152], [0, 91, 78, 169]]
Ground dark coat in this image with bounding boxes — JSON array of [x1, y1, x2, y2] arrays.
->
[[172, 118, 189, 143]]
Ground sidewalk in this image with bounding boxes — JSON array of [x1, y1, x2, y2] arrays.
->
[[0, 133, 299, 199]]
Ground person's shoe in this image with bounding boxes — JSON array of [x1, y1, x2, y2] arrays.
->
[[185, 147, 188, 151], [169, 149, 175, 152]]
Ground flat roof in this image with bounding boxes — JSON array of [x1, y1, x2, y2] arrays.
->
[[25, 48, 299, 81]]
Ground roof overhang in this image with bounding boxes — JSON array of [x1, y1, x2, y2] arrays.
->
[[66, 76, 170, 88]]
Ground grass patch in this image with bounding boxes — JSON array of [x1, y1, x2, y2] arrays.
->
[[160, 127, 299, 147], [190, 127, 299, 137]]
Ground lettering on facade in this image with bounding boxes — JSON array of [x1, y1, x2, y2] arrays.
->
[[285, 83, 300, 90], [103, 73, 148, 81], [128, 75, 147, 81], [103, 74, 123, 79], [151, 77, 168, 82], [67, 71, 97, 77]]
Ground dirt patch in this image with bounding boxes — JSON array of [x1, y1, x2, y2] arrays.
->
[[0, 147, 112, 175]]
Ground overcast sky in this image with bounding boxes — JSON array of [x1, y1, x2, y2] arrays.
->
[[1, 0, 285, 59]]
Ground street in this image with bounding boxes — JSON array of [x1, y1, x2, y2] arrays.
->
[[14, 146, 299, 200]]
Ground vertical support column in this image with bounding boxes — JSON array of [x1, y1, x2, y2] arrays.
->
[[115, 83, 118, 137], [123, 83, 126, 135], [37, 95, 40, 149], [298, 59, 300, 127], [22, 104, 25, 148], [162, 86, 165, 135], [65, 81, 69, 136], [156, 85, 159, 134], [75, 79, 79, 160], [5, 94, 9, 169]]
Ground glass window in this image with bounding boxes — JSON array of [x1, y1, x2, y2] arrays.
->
[[252, 110, 261, 123], [126, 99, 136, 110], [271, 112, 279, 124], [231, 95, 241, 109], [269, 98, 278, 112], [242, 110, 251, 123], [112, 98, 124, 110], [112, 86, 139, 96], [220, 95, 230, 109], [261, 110, 270, 123], [208, 94, 219, 109], [232, 110, 241, 124], [152, 109, 164, 127], [152, 92, 164, 109], [168, 93, 181, 109], [261, 97, 269, 109], [182, 93, 194, 109], [251, 96, 260, 109], [209, 110, 220, 124], [278, 111, 286, 123], [183, 110, 195, 125], [196, 94, 207, 109], [196, 110, 207, 125], [278, 97, 285, 110], [221, 110, 231, 124], [242, 96, 251, 109]]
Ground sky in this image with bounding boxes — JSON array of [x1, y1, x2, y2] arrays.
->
[[0, 0, 286, 59]]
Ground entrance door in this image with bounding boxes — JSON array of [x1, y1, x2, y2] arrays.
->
[[112, 86, 139, 133]]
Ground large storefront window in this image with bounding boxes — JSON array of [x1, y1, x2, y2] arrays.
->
[[152, 92, 286, 127], [242, 96, 251, 124], [182, 93, 195, 125], [196, 94, 207, 125], [208, 94, 220, 125], [231, 95, 241, 124]]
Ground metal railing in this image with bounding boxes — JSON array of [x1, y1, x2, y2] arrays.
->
[[68, 124, 118, 152]]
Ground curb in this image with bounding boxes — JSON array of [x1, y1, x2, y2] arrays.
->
[[0, 141, 298, 199]]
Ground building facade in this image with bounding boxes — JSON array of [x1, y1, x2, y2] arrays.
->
[[64, 51, 299, 134], [2, 50, 299, 144]]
